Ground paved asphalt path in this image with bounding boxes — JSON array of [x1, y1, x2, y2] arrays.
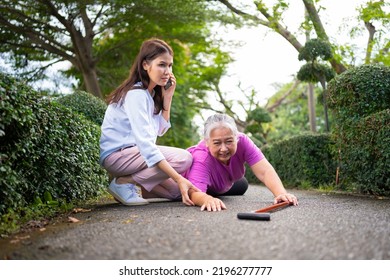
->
[[1, 185, 389, 260]]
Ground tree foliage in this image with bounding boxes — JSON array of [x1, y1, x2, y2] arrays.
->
[[214, 0, 390, 70], [297, 62, 335, 84], [0, 0, 236, 147], [214, 0, 347, 73], [297, 39, 335, 84], [357, 0, 390, 64], [298, 38, 332, 62], [265, 81, 330, 142], [297, 38, 335, 131], [0, 0, 230, 97], [244, 107, 272, 145]]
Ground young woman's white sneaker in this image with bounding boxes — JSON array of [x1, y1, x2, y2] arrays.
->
[[108, 179, 149, 206]]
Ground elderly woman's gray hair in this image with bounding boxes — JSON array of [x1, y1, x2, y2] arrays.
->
[[203, 114, 239, 140]]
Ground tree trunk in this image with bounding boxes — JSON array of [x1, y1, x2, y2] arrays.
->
[[307, 83, 316, 132], [82, 68, 103, 99], [305, 11, 316, 133], [45, 1, 103, 99], [319, 78, 329, 132], [364, 21, 376, 64]]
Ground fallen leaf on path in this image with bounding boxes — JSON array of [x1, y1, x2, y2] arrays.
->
[[68, 216, 80, 223], [18, 235, 31, 240], [10, 235, 31, 244], [72, 208, 92, 213]]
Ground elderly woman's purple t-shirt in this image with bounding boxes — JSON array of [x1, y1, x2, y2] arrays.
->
[[183, 133, 264, 194]]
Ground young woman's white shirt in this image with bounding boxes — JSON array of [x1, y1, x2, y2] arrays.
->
[[99, 85, 171, 167]]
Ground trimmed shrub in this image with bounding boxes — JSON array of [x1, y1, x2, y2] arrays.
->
[[0, 73, 108, 215], [56, 90, 107, 125], [0, 74, 40, 214], [327, 64, 390, 196], [327, 64, 390, 121], [246, 133, 335, 188], [332, 110, 389, 195]]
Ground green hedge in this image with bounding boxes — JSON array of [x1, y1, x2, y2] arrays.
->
[[56, 90, 107, 125], [0, 73, 108, 216], [327, 64, 390, 196], [327, 64, 390, 121], [246, 133, 335, 188], [332, 110, 389, 195]]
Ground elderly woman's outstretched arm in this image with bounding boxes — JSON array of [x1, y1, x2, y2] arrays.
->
[[251, 158, 298, 206]]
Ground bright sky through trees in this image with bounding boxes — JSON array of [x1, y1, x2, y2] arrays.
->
[[217, 0, 370, 108]]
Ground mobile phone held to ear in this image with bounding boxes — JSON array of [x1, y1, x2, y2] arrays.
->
[[164, 78, 172, 90]]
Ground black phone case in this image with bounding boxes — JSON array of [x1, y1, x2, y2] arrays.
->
[[164, 79, 172, 90]]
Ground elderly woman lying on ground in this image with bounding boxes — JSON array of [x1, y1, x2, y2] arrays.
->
[[183, 113, 298, 211]]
